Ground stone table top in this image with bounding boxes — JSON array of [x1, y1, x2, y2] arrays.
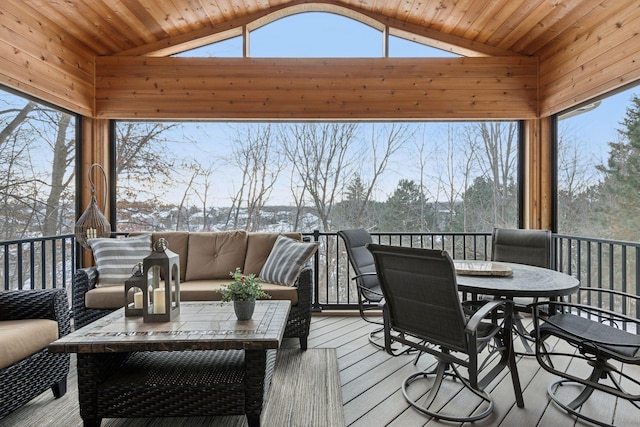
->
[[455, 261, 579, 298], [49, 300, 291, 353]]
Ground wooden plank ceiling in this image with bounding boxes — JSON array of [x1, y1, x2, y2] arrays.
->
[[19, 0, 624, 59]]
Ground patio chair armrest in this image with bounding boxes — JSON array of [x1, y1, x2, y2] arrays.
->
[[294, 266, 312, 309], [72, 267, 98, 317], [465, 299, 509, 333], [351, 273, 383, 298], [0, 289, 71, 337]]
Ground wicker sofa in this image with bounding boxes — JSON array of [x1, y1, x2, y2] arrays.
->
[[0, 289, 71, 418], [73, 231, 315, 349]]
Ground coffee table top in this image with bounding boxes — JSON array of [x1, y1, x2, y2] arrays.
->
[[49, 300, 291, 353]]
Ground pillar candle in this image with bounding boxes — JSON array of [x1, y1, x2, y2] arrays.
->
[[134, 291, 143, 309], [154, 288, 166, 314]]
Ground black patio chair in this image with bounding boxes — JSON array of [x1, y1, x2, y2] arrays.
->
[[491, 227, 552, 353], [367, 243, 524, 422], [337, 229, 385, 349], [530, 288, 640, 427]]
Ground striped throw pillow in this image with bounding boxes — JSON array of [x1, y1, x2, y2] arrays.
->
[[260, 235, 318, 286], [88, 234, 152, 287]]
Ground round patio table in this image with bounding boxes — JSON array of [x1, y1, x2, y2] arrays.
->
[[453, 260, 580, 299]]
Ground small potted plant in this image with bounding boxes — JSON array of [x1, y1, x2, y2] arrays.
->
[[219, 267, 270, 320]]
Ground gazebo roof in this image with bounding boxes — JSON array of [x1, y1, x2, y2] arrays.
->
[[2, 1, 639, 122], [10, 0, 630, 59]]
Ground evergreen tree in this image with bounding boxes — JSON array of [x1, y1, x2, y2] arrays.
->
[[379, 179, 427, 232], [596, 94, 640, 240]]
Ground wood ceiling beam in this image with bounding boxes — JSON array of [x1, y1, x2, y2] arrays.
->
[[114, 0, 519, 58]]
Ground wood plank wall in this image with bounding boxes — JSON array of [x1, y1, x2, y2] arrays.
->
[[95, 56, 538, 120], [539, 1, 640, 116], [0, 1, 94, 116]]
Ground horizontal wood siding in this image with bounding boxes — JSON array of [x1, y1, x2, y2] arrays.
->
[[95, 56, 538, 120], [0, 1, 94, 116], [539, 2, 640, 116]]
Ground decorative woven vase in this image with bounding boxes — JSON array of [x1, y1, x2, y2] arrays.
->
[[233, 300, 255, 320]]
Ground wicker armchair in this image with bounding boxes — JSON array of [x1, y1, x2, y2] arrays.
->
[[73, 266, 313, 349], [0, 289, 71, 418]]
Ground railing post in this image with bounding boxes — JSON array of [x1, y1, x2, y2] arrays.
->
[[312, 229, 322, 312]]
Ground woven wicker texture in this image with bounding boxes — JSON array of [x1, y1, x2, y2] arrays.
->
[[0, 289, 71, 418], [84, 350, 276, 419], [1, 348, 342, 426]]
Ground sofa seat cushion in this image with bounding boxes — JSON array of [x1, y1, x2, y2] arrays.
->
[[185, 231, 248, 281], [181, 280, 299, 305], [85, 280, 299, 310], [85, 285, 131, 309], [0, 319, 59, 369]]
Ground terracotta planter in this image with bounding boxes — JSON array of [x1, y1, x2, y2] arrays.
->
[[233, 300, 255, 320]]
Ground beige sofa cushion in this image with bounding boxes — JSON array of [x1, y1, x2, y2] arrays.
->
[[185, 231, 248, 281], [85, 285, 131, 309], [180, 280, 299, 305], [85, 279, 299, 309], [244, 232, 302, 275], [0, 319, 59, 369]]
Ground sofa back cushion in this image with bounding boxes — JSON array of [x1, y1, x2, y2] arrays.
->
[[260, 235, 318, 286], [89, 234, 152, 287], [185, 231, 248, 281], [244, 232, 302, 275]]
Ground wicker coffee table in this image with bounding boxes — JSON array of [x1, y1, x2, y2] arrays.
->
[[49, 300, 291, 427]]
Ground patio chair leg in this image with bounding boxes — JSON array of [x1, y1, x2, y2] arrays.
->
[[513, 315, 534, 354], [402, 361, 494, 422]]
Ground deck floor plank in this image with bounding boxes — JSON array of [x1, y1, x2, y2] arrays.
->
[[311, 315, 640, 427]]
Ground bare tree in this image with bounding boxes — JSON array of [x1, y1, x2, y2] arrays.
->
[[115, 122, 180, 231], [557, 123, 602, 235], [228, 124, 283, 231], [0, 100, 76, 238], [352, 123, 412, 227], [464, 122, 518, 228], [281, 122, 358, 231], [41, 112, 74, 236]]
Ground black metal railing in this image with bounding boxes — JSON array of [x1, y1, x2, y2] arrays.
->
[[304, 231, 493, 310], [554, 233, 640, 322], [1, 231, 638, 322], [0, 234, 76, 301]]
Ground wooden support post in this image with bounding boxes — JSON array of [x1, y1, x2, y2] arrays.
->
[[79, 117, 111, 266], [523, 118, 553, 230]]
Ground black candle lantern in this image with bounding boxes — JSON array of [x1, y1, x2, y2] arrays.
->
[[142, 238, 180, 323], [124, 262, 145, 317]]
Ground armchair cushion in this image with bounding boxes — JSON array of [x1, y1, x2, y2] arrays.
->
[[260, 235, 318, 286], [89, 234, 152, 287], [0, 319, 59, 369]]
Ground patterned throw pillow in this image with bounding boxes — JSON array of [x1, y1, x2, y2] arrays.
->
[[260, 235, 318, 286], [88, 234, 152, 287]]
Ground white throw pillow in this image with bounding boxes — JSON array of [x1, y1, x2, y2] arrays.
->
[[260, 235, 318, 286], [88, 234, 152, 287]]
